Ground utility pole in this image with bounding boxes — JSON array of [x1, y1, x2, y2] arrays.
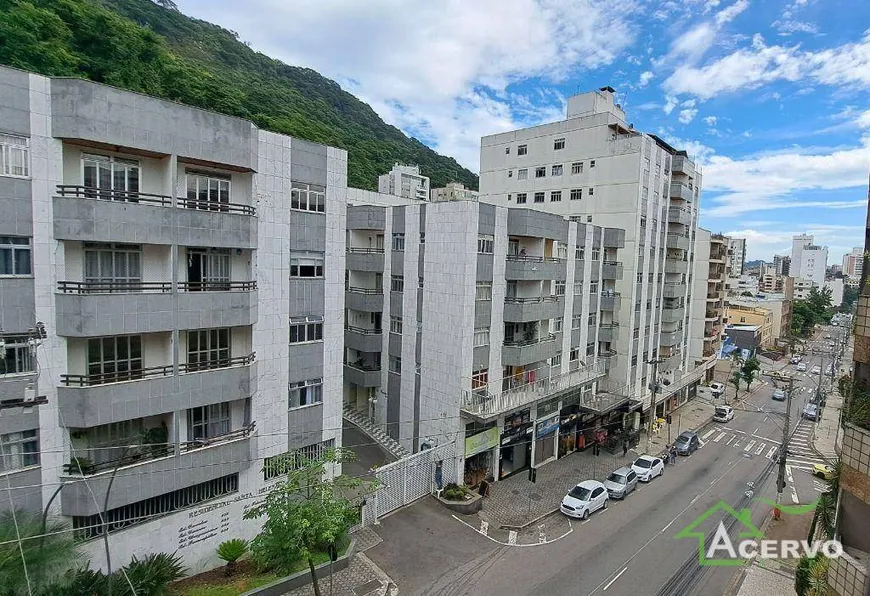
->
[[771, 372, 795, 520], [645, 359, 664, 455]]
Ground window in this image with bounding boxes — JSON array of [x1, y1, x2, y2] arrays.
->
[[516, 193, 527, 204], [550, 190, 562, 202], [591, 248, 600, 260], [389, 355, 402, 374], [589, 188, 595, 196], [631, 354, 638, 367], [472, 369, 488, 389], [0, 134, 29, 177], [590, 160, 596, 168], [188, 402, 231, 440], [550, 353, 562, 367], [290, 252, 324, 277], [474, 327, 490, 347], [289, 378, 323, 408], [83, 242, 141, 288], [186, 247, 229, 291], [554, 280, 566, 296], [418, 276, 424, 289], [0, 336, 34, 375], [87, 335, 142, 383], [633, 327, 640, 339], [0, 237, 32, 276], [576, 246, 585, 260], [551, 164, 563, 176], [478, 235, 494, 254], [505, 147, 511, 154], [518, 145, 528, 156], [574, 282, 583, 295], [535, 167, 546, 178], [391, 275, 404, 292], [570, 347, 580, 361], [572, 315, 582, 329], [82, 154, 139, 200], [390, 315, 403, 334], [554, 138, 565, 150], [588, 312, 596, 325], [187, 172, 231, 212], [571, 162, 583, 175], [392, 233, 405, 251], [517, 169, 528, 180], [590, 281, 599, 294], [476, 282, 492, 301], [556, 243, 568, 259], [0, 430, 39, 472], [586, 342, 595, 357], [570, 188, 582, 201], [187, 328, 230, 371], [289, 316, 323, 343], [534, 192, 545, 203], [552, 317, 563, 333]]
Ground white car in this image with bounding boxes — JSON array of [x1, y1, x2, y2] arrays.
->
[[812, 366, 822, 375], [631, 455, 665, 482], [796, 362, 807, 372], [560, 480, 608, 519], [713, 405, 734, 422], [708, 382, 725, 397]]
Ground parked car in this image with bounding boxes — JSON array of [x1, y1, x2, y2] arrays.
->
[[803, 403, 819, 421], [813, 463, 835, 481], [560, 480, 608, 519], [603, 466, 638, 499], [631, 455, 665, 482], [708, 382, 725, 397], [811, 366, 822, 375], [789, 356, 802, 364], [713, 405, 734, 422], [772, 389, 787, 401], [825, 334, 831, 339], [796, 362, 807, 372], [674, 431, 700, 455]]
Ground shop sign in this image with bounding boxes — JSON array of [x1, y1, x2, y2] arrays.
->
[[465, 427, 499, 457], [536, 416, 560, 438], [501, 424, 532, 446]]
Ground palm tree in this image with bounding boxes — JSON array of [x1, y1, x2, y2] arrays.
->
[[805, 555, 829, 596], [0, 510, 78, 596]]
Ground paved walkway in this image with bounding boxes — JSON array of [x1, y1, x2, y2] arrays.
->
[[733, 562, 795, 596], [812, 354, 849, 460]]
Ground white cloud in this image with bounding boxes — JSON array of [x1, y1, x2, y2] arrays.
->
[[664, 32, 870, 100], [773, 20, 818, 35], [663, 95, 679, 114], [663, 0, 750, 64], [723, 226, 864, 261], [682, 98, 697, 108], [715, 0, 749, 25], [638, 71, 654, 87], [679, 108, 698, 123], [176, 0, 638, 171], [703, 115, 718, 126]]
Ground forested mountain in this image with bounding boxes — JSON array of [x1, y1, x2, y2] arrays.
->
[[0, 0, 479, 190]]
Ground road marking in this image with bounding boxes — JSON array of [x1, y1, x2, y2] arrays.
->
[[786, 465, 799, 504], [602, 567, 628, 592], [715, 432, 726, 443], [754, 427, 759, 434], [723, 427, 746, 434], [451, 515, 574, 548], [702, 429, 717, 440], [753, 434, 781, 444], [508, 530, 517, 545], [755, 443, 766, 455], [726, 435, 736, 446], [745, 440, 757, 452], [766, 446, 778, 460], [787, 456, 825, 466], [480, 521, 489, 536]]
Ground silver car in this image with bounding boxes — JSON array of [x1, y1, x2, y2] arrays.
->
[[603, 466, 638, 499]]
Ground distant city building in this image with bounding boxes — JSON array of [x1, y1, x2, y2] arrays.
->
[[378, 163, 430, 201], [824, 277, 845, 307], [790, 234, 828, 287], [842, 246, 864, 279], [773, 254, 791, 276], [724, 304, 773, 348], [690, 230, 728, 364], [728, 238, 746, 276], [727, 295, 791, 347], [759, 271, 784, 293], [430, 181, 479, 202], [791, 277, 818, 300]]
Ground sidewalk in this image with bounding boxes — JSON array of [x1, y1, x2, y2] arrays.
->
[[812, 364, 846, 460]]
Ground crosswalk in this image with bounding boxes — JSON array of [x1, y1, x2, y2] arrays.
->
[[699, 420, 826, 472], [785, 419, 826, 473]]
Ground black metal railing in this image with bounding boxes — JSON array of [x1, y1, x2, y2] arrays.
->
[[179, 353, 255, 374], [177, 281, 257, 292], [60, 365, 173, 387], [176, 196, 256, 216], [56, 185, 172, 206], [602, 260, 622, 267], [346, 285, 382, 294], [345, 325, 382, 335], [503, 333, 557, 347], [347, 247, 385, 254], [344, 361, 381, 372], [504, 296, 560, 304], [57, 281, 172, 294]]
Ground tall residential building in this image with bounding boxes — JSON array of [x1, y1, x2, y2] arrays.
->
[[342, 195, 631, 482], [728, 237, 746, 276], [773, 254, 791, 276], [689, 231, 728, 364], [477, 87, 709, 405], [792, 277, 818, 300], [378, 163, 430, 201], [0, 67, 346, 573], [842, 246, 864, 279], [791, 233, 828, 286], [825, 277, 845, 307], [430, 181, 479, 202]]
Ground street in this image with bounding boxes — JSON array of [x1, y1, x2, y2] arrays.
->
[[367, 327, 847, 596]]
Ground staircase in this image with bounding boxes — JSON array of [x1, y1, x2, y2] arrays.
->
[[343, 405, 409, 460]]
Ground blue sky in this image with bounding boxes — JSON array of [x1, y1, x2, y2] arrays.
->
[[178, 0, 870, 262]]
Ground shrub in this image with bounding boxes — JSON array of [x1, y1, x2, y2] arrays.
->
[[216, 539, 249, 575], [442, 483, 470, 501], [121, 552, 186, 596]]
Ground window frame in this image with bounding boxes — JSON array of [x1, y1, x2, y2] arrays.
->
[[0, 335, 34, 376], [290, 252, 324, 278], [290, 181, 326, 213], [476, 282, 492, 301], [289, 378, 324, 409], [186, 328, 230, 370], [87, 335, 143, 383], [390, 315, 403, 335], [0, 430, 39, 472], [551, 164, 563, 176], [517, 145, 528, 156], [289, 316, 324, 344], [571, 162, 583, 175], [554, 138, 566, 151], [0, 134, 30, 178], [392, 233, 406, 251], [534, 167, 546, 178], [188, 402, 231, 441], [0, 236, 32, 277], [473, 327, 490, 348], [389, 355, 402, 374], [186, 171, 232, 212], [477, 235, 494, 254], [390, 275, 404, 292], [550, 190, 562, 202], [516, 192, 527, 204]]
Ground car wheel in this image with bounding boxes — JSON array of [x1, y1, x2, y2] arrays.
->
[[582, 509, 589, 520], [603, 499, 608, 510]]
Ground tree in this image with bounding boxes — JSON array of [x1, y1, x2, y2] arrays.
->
[[0, 511, 78, 596], [244, 447, 369, 596], [729, 370, 742, 400], [741, 357, 761, 393], [841, 285, 859, 312]]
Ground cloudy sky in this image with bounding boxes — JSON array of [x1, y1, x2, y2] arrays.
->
[[178, 0, 870, 262]]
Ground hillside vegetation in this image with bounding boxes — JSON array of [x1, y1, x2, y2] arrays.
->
[[0, 0, 478, 190]]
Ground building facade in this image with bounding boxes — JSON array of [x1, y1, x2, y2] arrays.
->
[[728, 237, 746, 277], [378, 163, 430, 201], [773, 254, 791, 276], [0, 67, 345, 573], [477, 87, 705, 404], [689, 230, 728, 365], [842, 246, 864, 279], [430, 181, 479, 202], [791, 234, 828, 287]]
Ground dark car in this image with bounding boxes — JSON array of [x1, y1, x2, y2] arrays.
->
[[674, 431, 700, 455]]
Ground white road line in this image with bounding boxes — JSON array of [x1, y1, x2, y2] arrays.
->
[[715, 432, 727, 443], [766, 446, 778, 460], [724, 427, 746, 434], [753, 434, 781, 444], [745, 440, 757, 452], [755, 443, 766, 456], [702, 429, 717, 440], [786, 465, 799, 504], [602, 567, 628, 592], [480, 521, 489, 536], [726, 435, 736, 446], [754, 427, 759, 434]]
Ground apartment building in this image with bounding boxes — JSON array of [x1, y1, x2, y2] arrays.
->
[[792, 277, 818, 300], [430, 181, 479, 202], [773, 254, 791, 276], [728, 237, 746, 277], [791, 234, 828, 287], [842, 246, 864, 279], [0, 67, 345, 573], [343, 192, 633, 482], [825, 277, 845, 307], [378, 163, 430, 201], [477, 87, 706, 406], [724, 304, 773, 348], [689, 230, 728, 365], [727, 295, 792, 347]]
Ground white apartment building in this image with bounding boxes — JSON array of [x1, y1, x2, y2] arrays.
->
[[792, 277, 818, 300], [0, 67, 346, 574], [430, 181, 479, 202], [728, 237, 746, 277], [378, 163, 430, 201], [791, 234, 828, 287], [842, 246, 864, 279], [689, 231, 728, 366], [478, 87, 707, 405], [825, 278, 845, 307], [343, 192, 636, 483]]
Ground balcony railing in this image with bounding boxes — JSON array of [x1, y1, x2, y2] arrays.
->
[[57, 281, 172, 294], [56, 185, 172, 206], [180, 353, 256, 374], [177, 281, 257, 292], [505, 254, 565, 263], [347, 247, 385, 254], [503, 333, 557, 347], [344, 361, 382, 373], [345, 325, 382, 335], [461, 361, 606, 418], [60, 364, 173, 387], [346, 285, 383, 294], [177, 196, 256, 216], [504, 296, 560, 304]]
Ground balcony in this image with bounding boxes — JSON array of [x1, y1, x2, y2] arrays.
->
[[175, 283, 258, 329], [601, 261, 624, 281], [460, 361, 607, 419], [672, 156, 688, 174], [666, 234, 690, 251], [598, 324, 619, 342], [59, 424, 256, 516], [346, 248, 385, 272], [344, 362, 382, 387], [663, 283, 683, 298], [504, 255, 566, 281], [345, 286, 384, 312], [503, 296, 563, 323], [665, 260, 689, 275], [704, 327, 720, 340], [599, 349, 617, 371], [599, 291, 621, 311], [705, 310, 719, 322], [659, 329, 684, 346], [667, 207, 691, 226], [345, 325, 383, 353], [669, 181, 694, 202], [661, 309, 683, 324], [57, 355, 257, 427], [502, 333, 558, 366], [706, 291, 721, 301]]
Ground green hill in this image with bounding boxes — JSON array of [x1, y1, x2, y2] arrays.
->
[[0, 0, 479, 190]]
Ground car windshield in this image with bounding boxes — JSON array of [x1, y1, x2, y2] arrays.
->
[[634, 458, 651, 469], [569, 486, 591, 500], [607, 473, 626, 484], [676, 435, 690, 444], [715, 408, 728, 416]]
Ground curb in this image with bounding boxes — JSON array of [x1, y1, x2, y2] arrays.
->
[[500, 507, 559, 531], [723, 509, 777, 596]]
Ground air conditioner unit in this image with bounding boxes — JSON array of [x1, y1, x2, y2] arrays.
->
[[24, 385, 36, 403]]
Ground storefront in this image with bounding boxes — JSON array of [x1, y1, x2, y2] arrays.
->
[[534, 415, 559, 466], [499, 410, 532, 479], [558, 404, 582, 458], [464, 427, 499, 487]]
